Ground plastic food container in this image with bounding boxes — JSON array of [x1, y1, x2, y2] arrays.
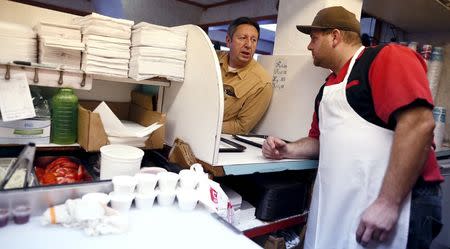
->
[[135, 192, 157, 210], [112, 175, 137, 194], [33, 156, 93, 186], [0, 208, 9, 228], [109, 192, 135, 213], [100, 145, 144, 180], [12, 205, 31, 225]]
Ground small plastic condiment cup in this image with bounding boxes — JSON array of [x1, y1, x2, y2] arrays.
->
[[176, 189, 198, 211], [12, 205, 31, 225], [157, 172, 179, 191], [82, 192, 111, 206], [112, 175, 137, 194], [0, 208, 9, 228], [134, 173, 158, 193], [157, 189, 176, 206], [135, 191, 158, 210], [109, 192, 135, 213]]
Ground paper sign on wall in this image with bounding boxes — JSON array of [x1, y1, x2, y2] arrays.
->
[[0, 73, 36, 121]]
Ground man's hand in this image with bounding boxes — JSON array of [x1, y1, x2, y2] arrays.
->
[[356, 197, 400, 246], [262, 136, 288, 159]]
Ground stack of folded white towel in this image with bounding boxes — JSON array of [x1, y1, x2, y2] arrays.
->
[[130, 22, 187, 82], [34, 22, 84, 70], [0, 21, 37, 64], [73, 13, 134, 78]]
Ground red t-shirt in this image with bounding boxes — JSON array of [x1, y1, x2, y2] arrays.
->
[[308, 44, 443, 182]]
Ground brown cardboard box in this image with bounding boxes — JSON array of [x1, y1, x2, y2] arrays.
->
[[77, 91, 165, 152]]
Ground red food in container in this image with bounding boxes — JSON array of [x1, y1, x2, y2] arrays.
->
[[34, 156, 93, 186]]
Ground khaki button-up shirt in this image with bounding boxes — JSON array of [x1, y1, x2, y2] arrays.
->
[[217, 51, 273, 134]]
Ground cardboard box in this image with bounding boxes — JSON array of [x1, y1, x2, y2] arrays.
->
[[77, 91, 165, 152], [0, 118, 50, 144]]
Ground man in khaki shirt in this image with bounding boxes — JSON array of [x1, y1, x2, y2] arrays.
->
[[217, 17, 273, 135]]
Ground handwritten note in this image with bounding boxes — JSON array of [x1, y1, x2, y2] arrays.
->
[[0, 73, 36, 121], [272, 59, 288, 90]]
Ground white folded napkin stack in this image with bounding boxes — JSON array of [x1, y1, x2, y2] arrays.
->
[[0, 21, 37, 64], [34, 22, 83, 70], [73, 13, 134, 78], [130, 22, 187, 82]]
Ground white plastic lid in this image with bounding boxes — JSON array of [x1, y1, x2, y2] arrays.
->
[[100, 144, 144, 160]]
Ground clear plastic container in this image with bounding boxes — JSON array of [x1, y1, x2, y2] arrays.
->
[[12, 205, 31, 225], [50, 88, 78, 144], [0, 208, 9, 228]]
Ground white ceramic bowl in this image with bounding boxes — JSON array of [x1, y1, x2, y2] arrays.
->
[[109, 192, 135, 213], [112, 175, 137, 194], [157, 172, 179, 191], [135, 191, 158, 210], [176, 189, 198, 211], [134, 173, 158, 193], [157, 189, 176, 206], [81, 192, 110, 206]]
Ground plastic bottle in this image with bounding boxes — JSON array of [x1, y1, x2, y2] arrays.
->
[[433, 106, 446, 151], [50, 88, 78, 144], [428, 47, 443, 100]]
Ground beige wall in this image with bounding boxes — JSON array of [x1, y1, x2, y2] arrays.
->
[[0, 0, 77, 26]]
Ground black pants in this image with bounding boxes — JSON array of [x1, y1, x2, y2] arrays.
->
[[407, 179, 443, 249]]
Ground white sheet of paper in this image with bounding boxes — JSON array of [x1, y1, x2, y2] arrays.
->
[[0, 73, 36, 121], [93, 101, 162, 137]]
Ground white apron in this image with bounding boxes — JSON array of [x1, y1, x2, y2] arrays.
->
[[304, 46, 411, 249]]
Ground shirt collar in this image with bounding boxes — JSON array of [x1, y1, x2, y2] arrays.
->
[[219, 52, 255, 80]]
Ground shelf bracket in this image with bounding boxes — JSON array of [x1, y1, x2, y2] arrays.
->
[[80, 73, 86, 87], [33, 68, 39, 83], [58, 70, 64, 85], [4, 64, 10, 80]]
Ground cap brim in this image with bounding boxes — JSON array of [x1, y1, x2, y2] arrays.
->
[[296, 25, 312, 34], [296, 25, 331, 34]]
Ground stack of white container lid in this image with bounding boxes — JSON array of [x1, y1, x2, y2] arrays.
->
[[0, 21, 37, 64], [130, 22, 187, 82], [73, 13, 134, 78], [34, 22, 84, 70]]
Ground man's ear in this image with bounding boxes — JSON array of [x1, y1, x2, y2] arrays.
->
[[331, 29, 342, 48], [226, 34, 232, 48]]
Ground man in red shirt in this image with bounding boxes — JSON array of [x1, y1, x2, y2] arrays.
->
[[262, 6, 443, 249]]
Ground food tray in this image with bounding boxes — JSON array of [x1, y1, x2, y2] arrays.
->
[[33, 156, 94, 186]]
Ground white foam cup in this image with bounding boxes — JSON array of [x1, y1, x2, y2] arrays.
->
[[176, 189, 198, 211], [135, 191, 157, 210], [109, 192, 135, 213], [178, 169, 199, 189], [157, 172, 179, 191], [112, 175, 137, 194], [157, 189, 176, 206], [135, 173, 158, 193]]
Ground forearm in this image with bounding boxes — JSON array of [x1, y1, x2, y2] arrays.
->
[[378, 106, 435, 205], [222, 120, 246, 134], [285, 137, 320, 159]]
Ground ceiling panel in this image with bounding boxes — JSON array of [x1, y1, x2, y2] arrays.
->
[[363, 0, 450, 33]]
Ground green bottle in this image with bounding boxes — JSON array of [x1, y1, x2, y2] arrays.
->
[[50, 88, 78, 144]]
